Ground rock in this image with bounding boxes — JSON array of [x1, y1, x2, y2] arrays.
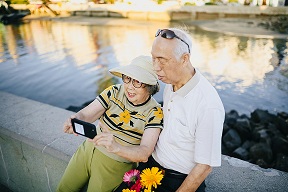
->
[[251, 125, 266, 142], [225, 110, 239, 128], [255, 159, 269, 169], [278, 112, 288, 119], [250, 109, 276, 124], [249, 143, 273, 164], [222, 109, 288, 172], [223, 129, 242, 152], [221, 144, 229, 156], [232, 147, 249, 161], [267, 123, 280, 137], [222, 123, 230, 135], [234, 117, 252, 140], [274, 116, 288, 136], [241, 140, 255, 150], [271, 136, 288, 156], [254, 129, 271, 145], [275, 154, 288, 172]]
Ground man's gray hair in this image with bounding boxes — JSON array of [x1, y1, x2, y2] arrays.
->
[[169, 27, 192, 60]]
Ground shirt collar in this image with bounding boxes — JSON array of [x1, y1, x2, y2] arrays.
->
[[172, 68, 200, 97]]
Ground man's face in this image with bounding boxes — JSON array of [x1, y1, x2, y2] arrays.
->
[[151, 37, 181, 85]]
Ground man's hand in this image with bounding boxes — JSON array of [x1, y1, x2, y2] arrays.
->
[[89, 121, 120, 153]]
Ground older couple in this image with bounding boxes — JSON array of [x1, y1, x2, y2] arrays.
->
[[57, 28, 225, 192]]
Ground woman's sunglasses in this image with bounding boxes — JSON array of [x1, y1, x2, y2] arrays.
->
[[155, 29, 190, 53], [122, 74, 143, 88]]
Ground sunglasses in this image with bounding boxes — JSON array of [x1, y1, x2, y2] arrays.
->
[[122, 74, 143, 88], [155, 29, 190, 53]]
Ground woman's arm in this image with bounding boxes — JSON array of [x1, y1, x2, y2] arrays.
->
[[91, 122, 161, 162], [63, 99, 106, 134], [75, 99, 106, 122]]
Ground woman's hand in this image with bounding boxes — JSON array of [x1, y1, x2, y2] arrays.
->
[[89, 122, 120, 153], [89, 122, 161, 162], [63, 115, 78, 136]]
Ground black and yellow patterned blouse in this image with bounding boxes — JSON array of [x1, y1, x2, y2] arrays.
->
[[95, 84, 163, 162]]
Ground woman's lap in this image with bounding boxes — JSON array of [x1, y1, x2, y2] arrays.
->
[[57, 140, 93, 192], [57, 140, 136, 192]]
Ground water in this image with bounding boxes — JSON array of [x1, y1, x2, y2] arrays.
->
[[0, 19, 287, 116]]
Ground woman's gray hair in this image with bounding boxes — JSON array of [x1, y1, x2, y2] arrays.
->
[[169, 27, 192, 61], [146, 82, 160, 96]]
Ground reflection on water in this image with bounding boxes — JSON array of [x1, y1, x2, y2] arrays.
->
[[190, 31, 288, 114], [0, 20, 287, 115]]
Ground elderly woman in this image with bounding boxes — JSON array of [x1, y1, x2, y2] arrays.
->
[[57, 55, 163, 192]]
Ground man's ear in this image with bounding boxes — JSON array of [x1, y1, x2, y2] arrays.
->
[[181, 53, 190, 66]]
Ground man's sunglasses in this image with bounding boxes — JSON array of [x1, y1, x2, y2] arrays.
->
[[155, 29, 190, 53]]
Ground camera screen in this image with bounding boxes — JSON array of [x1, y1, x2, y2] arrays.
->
[[75, 123, 85, 135]]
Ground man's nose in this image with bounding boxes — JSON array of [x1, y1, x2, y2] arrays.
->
[[153, 60, 161, 72]]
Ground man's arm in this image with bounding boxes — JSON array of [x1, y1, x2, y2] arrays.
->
[[176, 163, 212, 192]]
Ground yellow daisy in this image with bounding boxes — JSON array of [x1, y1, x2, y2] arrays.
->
[[154, 108, 163, 119], [122, 189, 136, 192], [140, 167, 164, 191], [119, 109, 131, 124]]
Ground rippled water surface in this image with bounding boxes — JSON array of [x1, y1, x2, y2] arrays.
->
[[0, 19, 287, 115]]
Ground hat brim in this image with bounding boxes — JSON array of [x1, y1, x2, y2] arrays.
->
[[109, 65, 157, 85]]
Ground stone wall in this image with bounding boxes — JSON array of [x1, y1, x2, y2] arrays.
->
[[0, 91, 287, 192], [0, 91, 86, 192]]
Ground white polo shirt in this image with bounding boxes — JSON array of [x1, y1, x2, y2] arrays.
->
[[152, 69, 225, 174]]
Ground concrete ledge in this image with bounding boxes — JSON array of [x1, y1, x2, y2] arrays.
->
[[0, 91, 86, 192], [0, 91, 287, 191]]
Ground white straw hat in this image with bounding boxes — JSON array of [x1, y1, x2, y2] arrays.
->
[[109, 55, 158, 85]]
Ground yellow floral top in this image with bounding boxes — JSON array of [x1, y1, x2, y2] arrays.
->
[[96, 84, 163, 162]]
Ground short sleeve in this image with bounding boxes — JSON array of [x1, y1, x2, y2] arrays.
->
[[96, 85, 119, 109], [194, 108, 224, 167], [145, 106, 164, 130]]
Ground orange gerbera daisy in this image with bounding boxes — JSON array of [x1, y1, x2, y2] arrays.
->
[[140, 167, 164, 192]]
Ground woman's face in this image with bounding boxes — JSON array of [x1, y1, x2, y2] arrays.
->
[[122, 75, 150, 105]]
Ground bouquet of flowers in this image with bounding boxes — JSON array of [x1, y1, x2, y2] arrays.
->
[[122, 167, 164, 192]]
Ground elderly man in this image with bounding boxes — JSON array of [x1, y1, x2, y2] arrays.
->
[[149, 28, 225, 192], [115, 28, 224, 192]]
